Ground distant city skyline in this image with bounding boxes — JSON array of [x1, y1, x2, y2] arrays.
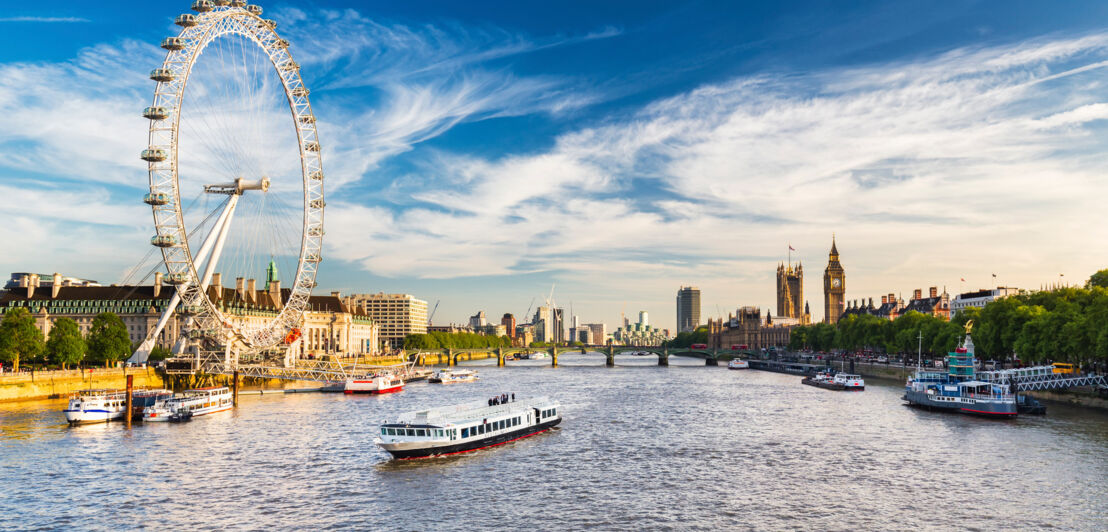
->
[[2, 1, 1107, 330]]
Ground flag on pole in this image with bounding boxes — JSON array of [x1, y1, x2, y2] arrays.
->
[[788, 245, 795, 251], [960, 278, 966, 282]]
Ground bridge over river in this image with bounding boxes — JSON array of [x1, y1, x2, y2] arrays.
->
[[413, 346, 743, 368]]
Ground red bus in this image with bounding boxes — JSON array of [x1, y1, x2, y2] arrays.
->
[[730, 344, 749, 350], [691, 343, 708, 349]]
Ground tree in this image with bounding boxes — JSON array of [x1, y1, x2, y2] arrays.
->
[[45, 317, 85, 369], [1087, 269, 1108, 289], [86, 312, 131, 368], [0, 307, 45, 371], [149, 346, 172, 362]]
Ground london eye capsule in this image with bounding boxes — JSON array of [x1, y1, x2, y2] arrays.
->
[[263, 19, 277, 29], [307, 226, 323, 237], [179, 304, 205, 316], [281, 60, 300, 72], [290, 87, 309, 98], [175, 14, 198, 27], [191, 0, 214, 12], [308, 170, 323, 180], [273, 38, 289, 49], [143, 192, 171, 206], [309, 199, 325, 209], [303, 141, 319, 152], [150, 68, 176, 82], [299, 115, 315, 125], [305, 253, 322, 263], [246, 5, 263, 16], [141, 148, 168, 162], [151, 234, 177, 248], [165, 273, 189, 285], [212, 0, 230, 6], [142, 106, 169, 120], [161, 37, 187, 51], [230, 0, 246, 7]]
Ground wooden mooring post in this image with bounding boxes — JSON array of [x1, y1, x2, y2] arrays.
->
[[232, 370, 239, 407], [125, 375, 134, 429]]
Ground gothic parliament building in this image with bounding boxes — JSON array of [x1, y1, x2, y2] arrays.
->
[[775, 237, 846, 325]]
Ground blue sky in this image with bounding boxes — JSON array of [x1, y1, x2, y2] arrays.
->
[[2, 1, 1108, 330]]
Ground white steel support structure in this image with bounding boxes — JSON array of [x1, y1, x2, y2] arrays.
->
[[140, 1, 325, 373]]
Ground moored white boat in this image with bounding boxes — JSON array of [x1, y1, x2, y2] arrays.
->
[[143, 387, 233, 422], [429, 368, 478, 384], [64, 389, 128, 425], [727, 359, 749, 370], [375, 396, 561, 459], [833, 373, 865, 390], [64, 388, 173, 425], [344, 374, 404, 394]]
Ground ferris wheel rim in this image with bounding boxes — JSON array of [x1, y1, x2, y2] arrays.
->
[[143, 3, 324, 351]]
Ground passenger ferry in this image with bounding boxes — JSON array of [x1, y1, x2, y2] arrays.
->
[[727, 358, 750, 370], [375, 396, 561, 459], [64, 389, 172, 425], [429, 368, 479, 384], [903, 333, 1017, 417], [143, 387, 234, 422], [344, 374, 404, 394]]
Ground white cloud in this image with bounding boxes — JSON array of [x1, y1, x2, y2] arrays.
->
[[325, 32, 1108, 324]]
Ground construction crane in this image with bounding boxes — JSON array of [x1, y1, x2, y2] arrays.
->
[[524, 297, 535, 322], [427, 299, 440, 326], [545, 283, 556, 308]]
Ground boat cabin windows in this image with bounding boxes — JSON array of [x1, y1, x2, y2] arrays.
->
[[462, 428, 469, 438]]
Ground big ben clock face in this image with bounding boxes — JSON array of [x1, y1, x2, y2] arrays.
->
[[832, 278, 841, 288]]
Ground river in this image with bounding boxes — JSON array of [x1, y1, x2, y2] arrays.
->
[[2, 354, 1106, 531]]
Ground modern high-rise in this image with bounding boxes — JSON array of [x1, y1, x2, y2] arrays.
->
[[638, 310, 649, 327], [823, 237, 846, 324], [501, 313, 516, 339], [676, 286, 701, 333], [349, 293, 428, 350]]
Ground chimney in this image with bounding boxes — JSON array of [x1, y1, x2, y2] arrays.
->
[[331, 291, 340, 298], [269, 280, 282, 308], [25, 274, 38, 298], [930, 286, 938, 298], [209, 273, 223, 302], [246, 279, 257, 304], [52, 273, 62, 298], [154, 271, 162, 298], [913, 288, 922, 300], [881, 295, 888, 304], [236, 277, 245, 301], [888, 293, 895, 304]]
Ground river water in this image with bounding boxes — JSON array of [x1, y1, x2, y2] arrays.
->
[[2, 354, 1106, 531]]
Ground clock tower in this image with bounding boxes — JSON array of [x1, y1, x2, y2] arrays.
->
[[823, 237, 845, 324]]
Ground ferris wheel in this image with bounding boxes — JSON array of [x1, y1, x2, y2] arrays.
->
[[132, 0, 324, 363]]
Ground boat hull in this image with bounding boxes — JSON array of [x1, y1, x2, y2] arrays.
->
[[802, 378, 845, 391], [145, 404, 233, 422], [903, 389, 1017, 416], [382, 418, 562, 459], [64, 409, 125, 425]]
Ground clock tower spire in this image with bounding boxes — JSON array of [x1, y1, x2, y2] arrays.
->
[[823, 236, 846, 324]]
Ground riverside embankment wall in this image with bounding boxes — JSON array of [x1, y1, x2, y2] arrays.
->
[[0, 368, 165, 402]]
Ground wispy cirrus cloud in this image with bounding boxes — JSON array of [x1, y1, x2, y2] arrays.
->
[[325, 31, 1108, 316], [0, 16, 90, 23]]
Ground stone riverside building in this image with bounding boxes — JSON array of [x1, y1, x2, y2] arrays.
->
[[707, 306, 794, 351], [0, 272, 379, 359], [347, 293, 428, 350]]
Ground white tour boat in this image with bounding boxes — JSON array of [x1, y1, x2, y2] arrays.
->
[[64, 388, 173, 425], [728, 358, 750, 370], [833, 373, 865, 391], [143, 387, 233, 422], [429, 368, 479, 384], [375, 396, 561, 459], [344, 374, 404, 394]]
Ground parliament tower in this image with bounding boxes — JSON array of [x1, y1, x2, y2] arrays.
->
[[776, 261, 804, 320], [823, 237, 846, 324]]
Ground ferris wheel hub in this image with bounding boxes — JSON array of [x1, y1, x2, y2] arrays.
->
[[203, 176, 270, 195]]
